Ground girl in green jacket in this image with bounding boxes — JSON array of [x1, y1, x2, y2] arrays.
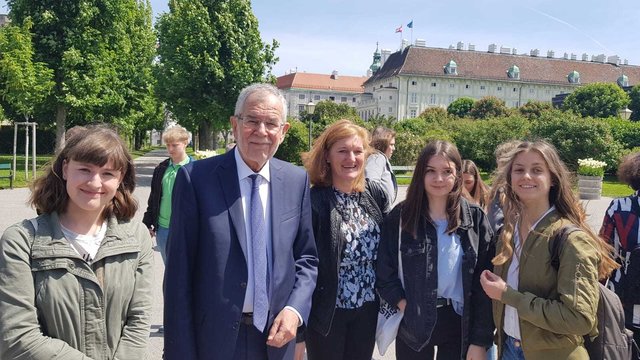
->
[[480, 140, 617, 360], [0, 126, 153, 360]]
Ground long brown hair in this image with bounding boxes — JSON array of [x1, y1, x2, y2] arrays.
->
[[462, 159, 489, 209], [29, 126, 138, 221], [491, 141, 618, 279], [401, 140, 463, 237], [302, 119, 371, 192]]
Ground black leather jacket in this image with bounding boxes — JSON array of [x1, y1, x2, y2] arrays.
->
[[307, 181, 387, 336], [142, 158, 170, 230], [376, 198, 495, 357]]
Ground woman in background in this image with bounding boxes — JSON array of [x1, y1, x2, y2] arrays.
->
[[365, 126, 397, 212], [0, 126, 153, 359], [462, 159, 490, 210], [377, 140, 494, 360], [303, 119, 387, 360]]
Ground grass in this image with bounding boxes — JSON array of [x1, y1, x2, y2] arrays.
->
[[395, 171, 634, 198]]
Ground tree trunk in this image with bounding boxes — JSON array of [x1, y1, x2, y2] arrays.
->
[[198, 121, 214, 150], [54, 104, 67, 154]]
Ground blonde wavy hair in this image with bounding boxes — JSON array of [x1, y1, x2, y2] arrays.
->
[[491, 140, 618, 279]]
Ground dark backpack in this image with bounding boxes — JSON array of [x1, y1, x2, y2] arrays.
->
[[550, 225, 638, 360]]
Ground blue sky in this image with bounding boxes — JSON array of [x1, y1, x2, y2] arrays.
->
[[2, 0, 639, 77]]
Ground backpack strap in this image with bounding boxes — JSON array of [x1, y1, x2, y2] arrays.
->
[[549, 224, 581, 271]]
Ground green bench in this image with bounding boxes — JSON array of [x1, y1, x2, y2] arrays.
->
[[0, 163, 13, 189], [391, 165, 415, 179]]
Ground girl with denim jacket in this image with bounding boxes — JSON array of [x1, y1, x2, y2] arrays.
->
[[480, 141, 618, 360], [0, 126, 153, 359], [377, 140, 494, 360]]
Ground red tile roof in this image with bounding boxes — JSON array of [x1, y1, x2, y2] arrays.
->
[[367, 46, 640, 86], [277, 72, 369, 93]]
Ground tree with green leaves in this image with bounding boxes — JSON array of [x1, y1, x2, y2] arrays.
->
[[518, 100, 553, 120], [0, 20, 54, 123], [563, 82, 630, 118], [155, 0, 278, 150], [8, 0, 159, 152], [447, 97, 475, 118], [469, 96, 510, 119], [628, 84, 640, 121], [302, 100, 360, 139]]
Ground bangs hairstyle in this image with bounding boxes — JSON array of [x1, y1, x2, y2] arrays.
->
[[491, 140, 618, 279], [462, 159, 489, 209], [617, 151, 640, 191], [302, 119, 371, 192], [370, 127, 396, 153], [29, 126, 138, 221], [163, 125, 190, 144], [401, 140, 463, 237]]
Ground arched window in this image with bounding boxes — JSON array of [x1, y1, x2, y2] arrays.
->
[[444, 60, 457, 75]]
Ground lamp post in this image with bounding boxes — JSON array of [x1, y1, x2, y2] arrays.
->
[[305, 101, 316, 150], [618, 107, 633, 120]]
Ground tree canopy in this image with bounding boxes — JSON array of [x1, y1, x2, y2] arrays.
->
[[447, 97, 475, 118], [562, 82, 630, 118], [155, 0, 278, 149]]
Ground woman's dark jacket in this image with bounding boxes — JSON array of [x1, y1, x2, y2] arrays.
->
[[308, 181, 387, 336], [376, 198, 495, 357], [142, 158, 170, 230]]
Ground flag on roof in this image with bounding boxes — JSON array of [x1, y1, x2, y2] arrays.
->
[[407, 20, 413, 29], [395, 25, 402, 33]]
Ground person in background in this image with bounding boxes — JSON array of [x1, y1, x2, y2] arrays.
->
[[377, 140, 494, 360], [480, 141, 618, 360], [302, 119, 387, 360], [462, 159, 490, 210], [164, 83, 318, 360], [599, 151, 640, 350], [365, 126, 397, 212], [143, 125, 193, 265], [0, 126, 153, 359]]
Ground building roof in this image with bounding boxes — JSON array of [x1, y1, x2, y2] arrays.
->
[[366, 46, 640, 86], [277, 72, 368, 93]]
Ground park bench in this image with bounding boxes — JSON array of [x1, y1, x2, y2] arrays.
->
[[391, 165, 415, 179], [0, 163, 13, 189]]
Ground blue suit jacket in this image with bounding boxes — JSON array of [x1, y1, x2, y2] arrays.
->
[[163, 151, 318, 360]]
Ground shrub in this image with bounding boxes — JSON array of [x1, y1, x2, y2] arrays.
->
[[562, 82, 630, 118], [447, 97, 475, 118], [469, 96, 510, 119], [604, 117, 640, 149]]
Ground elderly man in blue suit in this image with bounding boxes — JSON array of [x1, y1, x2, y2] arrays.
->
[[164, 83, 318, 360]]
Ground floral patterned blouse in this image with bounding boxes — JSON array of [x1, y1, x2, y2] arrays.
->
[[334, 188, 381, 309]]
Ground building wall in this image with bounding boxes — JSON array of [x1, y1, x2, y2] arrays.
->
[[360, 74, 577, 120], [281, 88, 361, 118]]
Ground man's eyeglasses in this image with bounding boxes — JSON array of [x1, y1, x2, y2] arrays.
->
[[237, 116, 284, 133]]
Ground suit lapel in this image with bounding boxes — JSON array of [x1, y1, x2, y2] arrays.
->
[[218, 152, 248, 259], [269, 160, 284, 261]]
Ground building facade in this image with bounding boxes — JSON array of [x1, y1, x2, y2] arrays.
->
[[276, 71, 369, 118], [360, 43, 640, 120]]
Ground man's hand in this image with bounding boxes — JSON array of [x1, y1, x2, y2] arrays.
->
[[148, 228, 156, 238], [266, 308, 298, 348], [466, 344, 487, 360]]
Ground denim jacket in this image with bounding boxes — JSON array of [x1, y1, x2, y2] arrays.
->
[[376, 198, 495, 356], [0, 212, 153, 360]]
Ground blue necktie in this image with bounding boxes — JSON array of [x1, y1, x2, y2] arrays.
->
[[249, 174, 269, 332]]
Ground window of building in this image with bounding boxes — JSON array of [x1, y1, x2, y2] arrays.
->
[[411, 80, 417, 86], [507, 65, 520, 80], [341, 96, 347, 102], [529, 89, 535, 94], [449, 83, 455, 88], [480, 85, 486, 91], [314, 95, 320, 101], [465, 84, 470, 89], [444, 60, 458, 75], [389, 95, 393, 100], [429, 94, 436, 104], [352, 97, 356, 102], [298, 105, 305, 112], [410, 109, 417, 117], [513, 87, 517, 92], [388, 107, 393, 113], [497, 86, 502, 91], [431, 82, 437, 87], [410, 92, 417, 103], [299, 94, 305, 100], [329, 96, 335, 101], [448, 95, 455, 103]]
